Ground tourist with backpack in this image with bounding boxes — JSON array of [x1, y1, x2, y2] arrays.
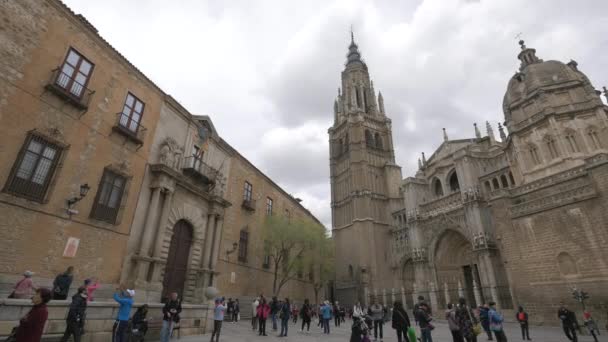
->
[[516, 306, 531, 340], [391, 301, 411, 342], [53, 266, 74, 300]]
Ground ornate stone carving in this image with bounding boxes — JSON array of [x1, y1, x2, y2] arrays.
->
[[158, 137, 183, 170], [472, 232, 495, 250], [412, 248, 427, 262]]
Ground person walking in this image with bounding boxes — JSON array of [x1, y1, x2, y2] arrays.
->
[[415, 302, 434, 342], [226, 298, 234, 323], [334, 302, 342, 327], [210, 297, 227, 342], [279, 298, 291, 337], [455, 297, 478, 342], [84, 278, 100, 302], [251, 297, 259, 331], [321, 300, 333, 334], [53, 266, 74, 300], [13, 288, 51, 342], [10, 271, 36, 299], [413, 295, 428, 325], [351, 315, 369, 342], [112, 286, 134, 342], [300, 299, 312, 333], [479, 303, 493, 341], [488, 302, 507, 342], [160, 292, 182, 342], [370, 298, 385, 341], [60, 286, 88, 342], [354, 302, 365, 318], [583, 310, 599, 342], [447, 303, 464, 342], [392, 301, 411, 342], [558, 302, 578, 342], [270, 296, 279, 331], [516, 306, 531, 341], [232, 299, 240, 323], [292, 303, 299, 324], [257, 298, 270, 336]]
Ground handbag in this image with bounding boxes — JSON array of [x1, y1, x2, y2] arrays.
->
[[464, 307, 482, 336]]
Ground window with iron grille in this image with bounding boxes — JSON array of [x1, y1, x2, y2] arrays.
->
[[118, 93, 145, 133], [266, 197, 273, 216], [56, 48, 94, 99], [238, 230, 248, 262], [4, 134, 62, 202], [262, 240, 271, 269], [243, 181, 252, 202], [90, 169, 127, 224]]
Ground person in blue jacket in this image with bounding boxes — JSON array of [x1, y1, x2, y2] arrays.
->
[[112, 285, 134, 342], [321, 300, 333, 334]]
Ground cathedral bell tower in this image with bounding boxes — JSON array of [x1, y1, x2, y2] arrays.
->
[[329, 33, 403, 306]]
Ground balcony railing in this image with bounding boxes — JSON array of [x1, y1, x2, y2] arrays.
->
[[182, 156, 218, 185], [45, 68, 94, 110], [112, 112, 146, 146], [242, 198, 256, 211]]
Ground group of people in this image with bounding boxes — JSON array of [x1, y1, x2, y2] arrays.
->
[[9, 267, 100, 302]]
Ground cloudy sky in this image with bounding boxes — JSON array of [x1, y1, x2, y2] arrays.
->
[[63, 0, 608, 229]]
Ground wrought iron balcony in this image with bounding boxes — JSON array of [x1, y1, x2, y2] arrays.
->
[[241, 198, 256, 211], [112, 113, 146, 146], [182, 156, 218, 185], [45, 68, 94, 110]]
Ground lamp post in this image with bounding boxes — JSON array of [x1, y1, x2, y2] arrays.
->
[[571, 287, 589, 311], [66, 183, 90, 218]]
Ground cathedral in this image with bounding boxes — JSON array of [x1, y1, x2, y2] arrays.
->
[[329, 36, 608, 324]]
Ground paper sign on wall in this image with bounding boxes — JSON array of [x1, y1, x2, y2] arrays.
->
[[63, 237, 80, 258]]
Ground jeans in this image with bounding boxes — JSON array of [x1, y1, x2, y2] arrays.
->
[[420, 328, 433, 342], [60, 321, 82, 342], [563, 325, 578, 342], [160, 320, 173, 342], [493, 330, 507, 342], [112, 320, 128, 342], [210, 320, 222, 342], [258, 318, 267, 335], [232, 311, 238, 322], [280, 318, 289, 336], [301, 319, 310, 331], [374, 320, 383, 339], [520, 322, 530, 340], [396, 327, 409, 342], [271, 313, 278, 330], [335, 315, 341, 327], [323, 318, 331, 334]]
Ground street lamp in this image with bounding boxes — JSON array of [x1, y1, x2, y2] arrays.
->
[[66, 183, 91, 217], [571, 286, 590, 310], [226, 242, 238, 256]]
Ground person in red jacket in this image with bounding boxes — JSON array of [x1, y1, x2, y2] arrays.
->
[[257, 298, 271, 336], [16, 287, 52, 342]]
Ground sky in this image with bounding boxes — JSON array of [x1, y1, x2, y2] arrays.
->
[[63, 0, 608, 229]]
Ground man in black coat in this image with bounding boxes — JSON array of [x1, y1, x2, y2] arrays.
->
[[60, 286, 87, 342], [558, 302, 578, 342], [161, 292, 182, 342], [53, 266, 74, 300]]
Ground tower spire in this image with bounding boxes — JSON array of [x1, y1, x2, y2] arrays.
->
[[486, 121, 495, 142], [517, 40, 542, 71], [498, 122, 507, 141], [474, 123, 481, 139], [443, 128, 448, 142], [346, 29, 364, 66]]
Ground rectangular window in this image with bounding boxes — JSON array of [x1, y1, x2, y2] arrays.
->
[[118, 93, 145, 133], [56, 48, 94, 98], [238, 230, 249, 262], [4, 134, 62, 202], [262, 240, 271, 269], [243, 181, 253, 202], [266, 197, 273, 216], [90, 169, 127, 224]]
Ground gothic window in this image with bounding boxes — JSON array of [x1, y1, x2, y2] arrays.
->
[[355, 86, 361, 108], [363, 88, 368, 110], [492, 178, 500, 189], [500, 175, 509, 188], [432, 178, 444, 197], [564, 130, 580, 153], [448, 170, 460, 192], [365, 130, 374, 147], [544, 135, 559, 159], [587, 127, 602, 150], [374, 133, 383, 149], [4, 133, 63, 202], [238, 229, 249, 262], [484, 181, 492, 193], [509, 171, 515, 186], [529, 144, 541, 165]]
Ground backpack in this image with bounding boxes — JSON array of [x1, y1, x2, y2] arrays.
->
[[518, 312, 526, 322]]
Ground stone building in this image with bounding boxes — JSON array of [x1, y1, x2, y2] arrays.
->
[[0, 0, 164, 293], [120, 95, 231, 303], [215, 148, 321, 305], [330, 38, 608, 324]]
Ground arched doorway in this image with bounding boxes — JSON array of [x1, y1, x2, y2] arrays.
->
[[162, 219, 193, 301], [433, 230, 481, 307]]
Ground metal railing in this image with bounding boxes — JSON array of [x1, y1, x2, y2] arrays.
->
[[46, 68, 94, 109], [182, 156, 218, 185], [113, 112, 146, 145]]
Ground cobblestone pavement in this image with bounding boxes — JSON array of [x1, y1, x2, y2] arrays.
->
[[180, 319, 602, 342]]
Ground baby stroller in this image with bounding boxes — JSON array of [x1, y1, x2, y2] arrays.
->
[[129, 304, 149, 342]]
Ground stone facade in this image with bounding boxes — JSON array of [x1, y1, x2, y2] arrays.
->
[[215, 149, 321, 306], [0, 0, 163, 293], [120, 96, 231, 304], [330, 38, 608, 324]]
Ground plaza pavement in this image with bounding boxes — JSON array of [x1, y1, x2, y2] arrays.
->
[[180, 319, 601, 342]]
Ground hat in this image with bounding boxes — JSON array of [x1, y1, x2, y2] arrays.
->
[[24, 270, 34, 277], [126, 289, 135, 297]]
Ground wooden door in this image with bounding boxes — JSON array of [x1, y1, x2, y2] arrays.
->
[[162, 220, 193, 301]]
